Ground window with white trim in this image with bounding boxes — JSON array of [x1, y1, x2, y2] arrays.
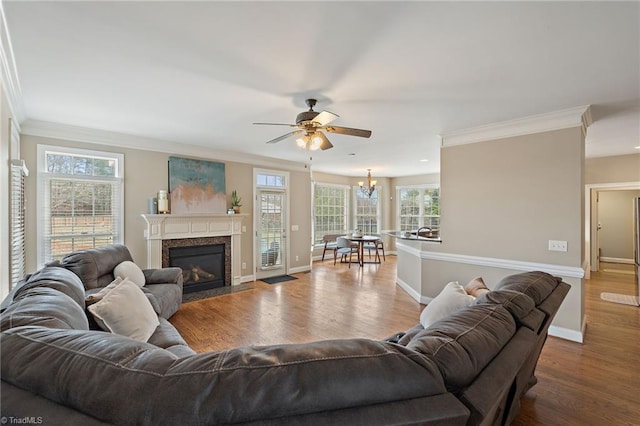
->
[[354, 187, 380, 234], [313, 183, 349, 245], [37, 145, 124, 266], [397, 185, 440, 233]]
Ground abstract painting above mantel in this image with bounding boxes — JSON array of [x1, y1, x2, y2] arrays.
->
[[168, 156, 226, 214]]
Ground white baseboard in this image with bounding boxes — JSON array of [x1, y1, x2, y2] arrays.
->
[[240, 274, 255, 283], [600, 257, 634, 265], [289, 265, 311, 274], [395, 277, 432, 305], [548, 314, 586, 343]]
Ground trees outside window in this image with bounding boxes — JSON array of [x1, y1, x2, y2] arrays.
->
[[397, 186, 440, 232]]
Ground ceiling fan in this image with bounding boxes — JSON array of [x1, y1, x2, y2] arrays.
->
[[253, 99, 372, 151]]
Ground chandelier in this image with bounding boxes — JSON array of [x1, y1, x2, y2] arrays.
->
[[358, 169, 377, 198]]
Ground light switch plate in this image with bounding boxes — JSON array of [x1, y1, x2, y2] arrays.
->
[[548, 240, 568, 252]]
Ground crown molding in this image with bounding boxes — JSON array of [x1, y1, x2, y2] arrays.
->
[[0, 2, 26, 124], [441, 105, 592, 148], [21, 119, 308, 173]]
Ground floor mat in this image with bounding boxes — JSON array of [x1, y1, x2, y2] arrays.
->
[[260, 275, 298, 284], [600, 292, 639, 306]]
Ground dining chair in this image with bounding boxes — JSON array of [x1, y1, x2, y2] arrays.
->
[[335, 237, 358, 268], [365, 234, 385, 262]]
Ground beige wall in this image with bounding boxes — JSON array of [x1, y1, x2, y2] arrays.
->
[[412, 127, 586, 338], [598, 189, 640, 261], [586, 153, 640, 184], [440, 128, 584, 265], [20, 134, 313, 277]]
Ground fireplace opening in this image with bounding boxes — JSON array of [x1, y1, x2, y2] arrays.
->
[[168, 244, 225, 293]]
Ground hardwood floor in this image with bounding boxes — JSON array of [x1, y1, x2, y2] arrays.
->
[[170, 258, 640, 425]]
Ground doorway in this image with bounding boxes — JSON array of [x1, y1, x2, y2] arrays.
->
[[586, 183, 640, 272], [254, 170, 289, 280]]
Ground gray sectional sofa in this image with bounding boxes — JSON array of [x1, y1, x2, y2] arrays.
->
[[1, 249, 569, 425]]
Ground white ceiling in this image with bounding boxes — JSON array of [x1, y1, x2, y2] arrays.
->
[[3, 1, 639, 177]]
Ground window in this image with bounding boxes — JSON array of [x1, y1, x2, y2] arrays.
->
[[354, 187, 380, 234], [10, 159, 28, 289], [256, 172, 286, 188], [37, 145, 124, 266], [397, 186, 440, 232], [313, 184, 349, 245]]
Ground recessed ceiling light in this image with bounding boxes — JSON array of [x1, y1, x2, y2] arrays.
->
[[419, 159, 429, 162]]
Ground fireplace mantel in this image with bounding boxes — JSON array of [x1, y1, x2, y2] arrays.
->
[[141, 213, 246, 285]]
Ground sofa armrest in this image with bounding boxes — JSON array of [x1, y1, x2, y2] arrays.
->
[[143, 268, 183, 285]]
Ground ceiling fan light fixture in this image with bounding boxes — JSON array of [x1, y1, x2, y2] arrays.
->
[[310, 134, 323, 150], [296, 134, 310, 147]]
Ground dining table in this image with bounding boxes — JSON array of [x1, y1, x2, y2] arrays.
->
[[343, 235, 381, 267]]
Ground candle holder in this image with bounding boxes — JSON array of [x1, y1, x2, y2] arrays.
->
[[157, 190, 169, 214]]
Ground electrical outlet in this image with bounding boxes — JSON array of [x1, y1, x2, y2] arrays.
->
[[241, 262, 246, 269], [295, 255, 299, 262], [548, 240, 568, 252]]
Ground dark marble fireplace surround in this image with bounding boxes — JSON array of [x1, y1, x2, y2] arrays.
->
[[162, 236, 232, 291]]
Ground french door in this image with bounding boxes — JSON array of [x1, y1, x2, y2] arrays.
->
[[255, 189, 287, 279]]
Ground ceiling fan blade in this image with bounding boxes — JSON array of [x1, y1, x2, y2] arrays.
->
[[312, 111, 339, 126], [316, 132, 334, 150], [266, 130, 303, 144], [324, 126, 372, 138], [253, 122, 297, 127]]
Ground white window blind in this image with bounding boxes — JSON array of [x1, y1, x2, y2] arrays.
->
[[37, 146, 124, 266], [10, 159, 28, 289]]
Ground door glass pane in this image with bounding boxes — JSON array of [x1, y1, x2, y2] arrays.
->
[[260, 192, 284, 269]]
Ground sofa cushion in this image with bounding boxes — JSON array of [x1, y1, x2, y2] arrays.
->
[[142, 284, 183, 319], [60, 244, 134, 290], [13, 267, 87, 308], [473, 290, 535, 323], [114, 261, 145, 287], [407, 304, 516, 393], [88, 279, 159, 342], [494, 271, 561, 306], [148, 318, 196, 358], [420, 281, 475, 329], [1, 288, 89, 331]]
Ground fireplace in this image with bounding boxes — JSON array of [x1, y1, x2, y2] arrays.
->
[[161, 236, 232, 293], [169, 244, 225, 293], [141, 213, 244, 287]]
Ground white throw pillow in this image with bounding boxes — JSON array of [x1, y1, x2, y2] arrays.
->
[[113, 260, 145, 288], [85, 277, 122, 306], [87, 278, 159, 342], [420, 281, 475, 329]]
